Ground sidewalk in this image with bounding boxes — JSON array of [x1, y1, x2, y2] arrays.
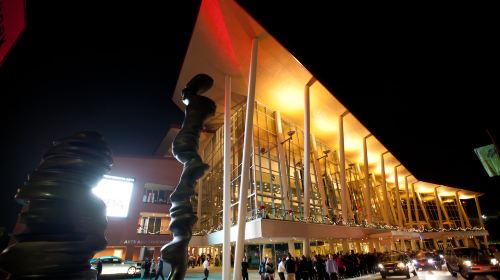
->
[[131, 266, 379, 280], [183, 266, 377, 279], [184, 266, 261, 279]]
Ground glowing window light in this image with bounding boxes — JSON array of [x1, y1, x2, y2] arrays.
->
[[92, 175, 134, 217]]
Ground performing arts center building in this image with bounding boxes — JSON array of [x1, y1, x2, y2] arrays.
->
[[153, 0, 491, 268], [91, 0, 490, 267]]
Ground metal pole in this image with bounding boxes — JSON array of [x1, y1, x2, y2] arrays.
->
[[363, 134, 373, 224], [222, 75, 232, 279], [474, 195, 488, 246], [339, 111, 350, 224], [312, 135, 329, 221], [381, 151, 390, 225], [275, 112, 292, 219], [405, 175, 412, 227], [434, 187, 443, 229], [233, 38, 259, 280], [411, 183, 420, 229], [394, 164, 404, 227], [303, 77, 316, 226]]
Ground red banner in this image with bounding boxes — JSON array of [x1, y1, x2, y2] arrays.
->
[[0, 0, 26, 66]]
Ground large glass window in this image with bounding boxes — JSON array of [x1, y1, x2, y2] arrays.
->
[[142, 183, 172, 204], [137, 212, 170, 235]]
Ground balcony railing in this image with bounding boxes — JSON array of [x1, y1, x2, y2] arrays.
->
[[137, 225, 170, 235]]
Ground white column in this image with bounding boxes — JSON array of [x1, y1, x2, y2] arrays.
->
[[411, 183, 420, 228], [368, 239, 375, 253], [434, 187, 444, 230], [394, 165, 404, 228], [475, 195, 488, 246], [275, 112, 291, 217], [401, 240, 407, 252], [197, 181, 203, 228], [416, 192, 431, 228], [311, 134, 329, 219], [233, 38, 259, 280], [381, 151, 390, 225], [457, 192, 472, 228], [303, 238, 310, 257], [374, 239, 381, 252], [342, 239, 350, 254], [455, 191, 466, 229], [405, 176, 412, 227], [288, 240, 296, 257], [363, 134, 373, 224], [139, 247, 145, 260], [355, 242, 362, 253], [303, 77, 316, 222], [474, 195, 484, 228], [339, 111, 350, 224], [222, 75, 232, 279]]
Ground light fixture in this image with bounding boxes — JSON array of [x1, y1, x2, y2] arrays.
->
[[280, 130, 296, 144]]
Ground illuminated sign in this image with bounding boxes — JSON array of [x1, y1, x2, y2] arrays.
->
[[92, 175, 134, 217], [0, 0, 26, 65]]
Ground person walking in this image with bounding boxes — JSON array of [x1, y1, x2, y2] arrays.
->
[[278, 257, 286, 280], [265, 257, 275, 280], [325, 254, 339, 280], [242, 257, 249, 280], [284, 253, 296, 280], [259, 257, 268, 280], [96, 259, 103, 278], [203, 258, 210, 280], [154, 257, 165, 280], [142, 258, 151, 278]]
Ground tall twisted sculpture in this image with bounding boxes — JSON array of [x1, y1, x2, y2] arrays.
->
[[161, 74, 216, 279], [0, 131, 112, 279]]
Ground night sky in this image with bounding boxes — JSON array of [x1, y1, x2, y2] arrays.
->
[[1, 2, 498, 239]]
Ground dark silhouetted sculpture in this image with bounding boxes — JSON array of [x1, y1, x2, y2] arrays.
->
[[161, 74, 216, 279], [0, 131, 112, 279]]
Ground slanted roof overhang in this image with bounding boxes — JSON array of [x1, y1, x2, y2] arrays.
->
[[172, 0, 482, 197]]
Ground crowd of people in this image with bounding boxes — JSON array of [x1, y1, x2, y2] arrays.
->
[[256, 250, 384, 280], [138, 257, 168, 279]]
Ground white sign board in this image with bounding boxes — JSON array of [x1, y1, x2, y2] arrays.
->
[[92, 175, 134, 217]]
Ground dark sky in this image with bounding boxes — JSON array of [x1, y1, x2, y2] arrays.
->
[[1, 2, 499, 236]]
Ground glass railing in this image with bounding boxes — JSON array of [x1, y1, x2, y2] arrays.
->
[[137, 225, 170, 235]]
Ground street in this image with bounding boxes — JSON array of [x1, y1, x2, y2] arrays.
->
[[113, 266, 499, 280]]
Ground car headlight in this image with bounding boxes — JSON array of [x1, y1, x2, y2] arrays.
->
[[463, 260, 472, 267], [412, 259, 417, 264], [378, 264, 384, 269], [397, 262, 406, 269], [428, 258, 435, 264], [491, 258, 498, 266]]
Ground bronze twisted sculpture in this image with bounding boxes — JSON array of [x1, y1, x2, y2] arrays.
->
[[0, 131, 112, 279], [161, 74, 216, 279]]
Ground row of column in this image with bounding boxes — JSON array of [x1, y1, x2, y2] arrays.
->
[[225, 38, 487, 280]]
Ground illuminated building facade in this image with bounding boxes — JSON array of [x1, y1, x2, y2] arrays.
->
[[91, 155, 184, 261], [159, 0, 491, 275]]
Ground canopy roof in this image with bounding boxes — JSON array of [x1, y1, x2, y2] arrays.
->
[[170, 0, 481, 199]]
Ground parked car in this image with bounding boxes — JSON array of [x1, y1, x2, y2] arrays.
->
[[413, 251, 442, 270], [444, 247, 499, 279], [377, 253, 418, 279], [90, 256, 142, 276]]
